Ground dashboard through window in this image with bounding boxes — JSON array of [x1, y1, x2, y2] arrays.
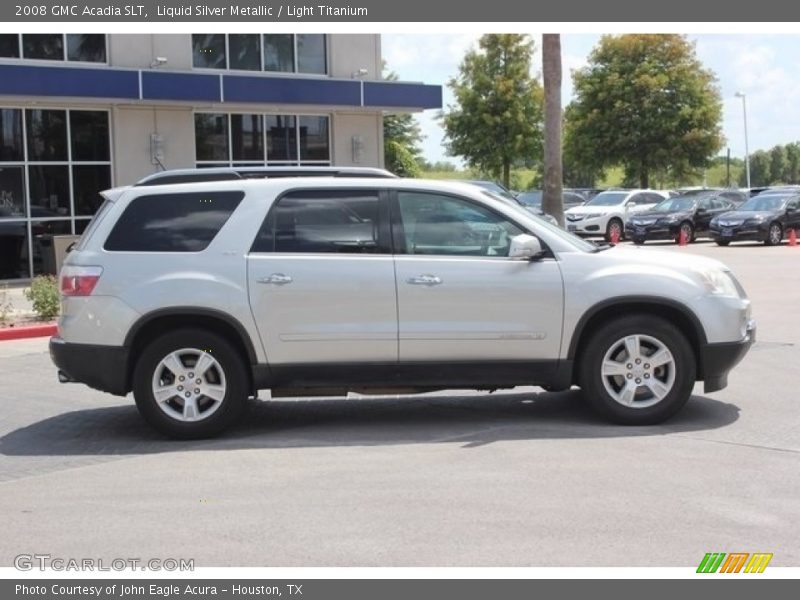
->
[[396, 191, 524, 257]]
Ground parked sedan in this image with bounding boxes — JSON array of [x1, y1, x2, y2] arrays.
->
[[627, 194, 736, 244], [709, 193, 800, 246]]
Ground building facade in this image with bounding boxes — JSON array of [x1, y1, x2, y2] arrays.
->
[[0, 33, 441, 280]]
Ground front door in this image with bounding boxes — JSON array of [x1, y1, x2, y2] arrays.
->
[[392, 191, 564, 363], [247, 189, 397, 365]]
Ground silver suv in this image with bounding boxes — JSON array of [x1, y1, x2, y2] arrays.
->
[[51, 171, 755, 438]]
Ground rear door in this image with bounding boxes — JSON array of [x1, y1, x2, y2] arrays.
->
[[391, 190, 564, 362], [247, 189, 397, 365]]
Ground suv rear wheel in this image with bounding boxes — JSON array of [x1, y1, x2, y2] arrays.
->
[[133, 329, 248, 439], [578, 315, 696, 425]]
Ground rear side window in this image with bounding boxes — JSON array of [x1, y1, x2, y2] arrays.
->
[[251, 190, 382, 253], [104, 191, 243, 252]]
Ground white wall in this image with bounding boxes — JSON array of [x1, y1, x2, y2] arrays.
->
[[332, 112, 384, 168]]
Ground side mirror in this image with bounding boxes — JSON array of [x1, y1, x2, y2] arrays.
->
[[509, 234, 544, 261]]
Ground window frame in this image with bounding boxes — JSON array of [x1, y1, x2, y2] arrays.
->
[[194, 111, 332, 168], [249, 188, 392, 255], [388, 189, 545, 259], [0, 34, 108, 65], [191, 33, 328, 75], [0, 105, 113, 279]]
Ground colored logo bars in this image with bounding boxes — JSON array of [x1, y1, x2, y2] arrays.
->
[[697, 552, 773, 573]]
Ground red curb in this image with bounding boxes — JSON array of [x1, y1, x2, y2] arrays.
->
[[0, 323, 57, 341]]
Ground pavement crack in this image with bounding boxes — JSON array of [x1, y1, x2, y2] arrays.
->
[[672, 434, 800, 455]]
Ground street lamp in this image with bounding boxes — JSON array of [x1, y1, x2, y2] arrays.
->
[[735, 91, 750, 189]]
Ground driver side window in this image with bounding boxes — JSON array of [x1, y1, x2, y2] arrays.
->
[[396, 191, 524, 256]]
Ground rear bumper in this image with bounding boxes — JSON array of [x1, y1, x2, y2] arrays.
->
[[49, 336, 129, 396], [700, 320, 756, 393]]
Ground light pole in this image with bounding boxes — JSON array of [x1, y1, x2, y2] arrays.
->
[[735, 91, 750, 189]]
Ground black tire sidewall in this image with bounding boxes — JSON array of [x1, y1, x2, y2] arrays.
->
[[766, 223, 782, 246], [133, 329, 249, 439], [578, 315, 696, 425]]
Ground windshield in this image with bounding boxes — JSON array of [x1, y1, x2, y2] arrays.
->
[[585, 191, 629, 206], [739, 195, 789, 211], [652, 197, 697, 212]]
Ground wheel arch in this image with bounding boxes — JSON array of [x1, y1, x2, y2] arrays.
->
[[124, 308, 258, 393], [567, 297, 707, 383]]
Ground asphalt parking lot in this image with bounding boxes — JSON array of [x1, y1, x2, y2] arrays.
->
[[1, 239, 798, 567]]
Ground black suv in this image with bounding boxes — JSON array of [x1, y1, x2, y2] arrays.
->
[[710, 193, 800, 246], [628, 193, 736, 244]]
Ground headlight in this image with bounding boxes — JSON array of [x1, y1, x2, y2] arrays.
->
[[693, 268, 745, 298], [583, 213, 603, 219]]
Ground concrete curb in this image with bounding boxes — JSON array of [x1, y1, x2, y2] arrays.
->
[[0, 323, 57, 341]]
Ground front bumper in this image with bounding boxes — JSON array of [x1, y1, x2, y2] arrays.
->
[[700, 319, 756, 393], [50, 336, 129, 396], [710, 224, 767, 243], [566, 216, 605, 236], [628, 223, 679, 240]]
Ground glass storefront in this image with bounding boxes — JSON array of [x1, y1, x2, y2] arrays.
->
[[0, 107, 112, 279], [0, 34, 106, 63], [195, 113, 330, 167]]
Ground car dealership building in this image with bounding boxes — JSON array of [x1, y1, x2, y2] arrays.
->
[[0, 33, 441, 280]]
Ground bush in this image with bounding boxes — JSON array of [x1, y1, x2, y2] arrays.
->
[[24, 275, 60, 320], [0, 285, 12, 324]]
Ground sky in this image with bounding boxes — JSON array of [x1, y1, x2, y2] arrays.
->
[[382, 33, 800, 166]]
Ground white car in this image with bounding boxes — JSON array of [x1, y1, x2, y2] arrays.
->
[[51, 169, 754, 438], [565, 189, 670, 242]]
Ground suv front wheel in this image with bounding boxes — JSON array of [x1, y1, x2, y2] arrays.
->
[[578, 315, 696, 425], [133, 329, 249, 439]]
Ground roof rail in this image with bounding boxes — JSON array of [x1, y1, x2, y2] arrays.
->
[[135, 166, 398, 187]]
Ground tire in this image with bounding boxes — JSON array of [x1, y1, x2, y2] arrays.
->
[[765, 222, 783, 246], [715, 240, 730, 246], [676, 221, 694, 244], [577, 314, 696, 425], [632, 237, 645, 245], [605, 218, 623, 243], [133, 329, 249, 439]]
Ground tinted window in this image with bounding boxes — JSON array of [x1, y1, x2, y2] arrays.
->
[[195, 113, 229, 161], [0, 166, 25, 219], [22, 34, 63, 60], [297, 34, 326, 74], [299, 116, 329, 161], [0, 34, 20, 58], [70, 111, 110, 161], [263, 34, 294, 72], [231, 114, 263, 161], [0, 108, 23, 162], [252, 190, 380, 254], [266, 115, 297, 161], [66, 34, 106, 62], [105, 191, 244, 252], [192, 34, 226, 69], [72, 166, 111, 215], [397, 192, 523, 257], [228, 34, 260, 70], [26, 109, 67, 161]]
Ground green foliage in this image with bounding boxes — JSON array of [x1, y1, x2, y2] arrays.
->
[[565, 34, 723, 188], [24, 275, 60, 320], [384, 139, 422, 177], [737, 142, 800, 187], [441, 34, 544, 188], [0, 285, 12, 324], [383, 66, 424, 177]]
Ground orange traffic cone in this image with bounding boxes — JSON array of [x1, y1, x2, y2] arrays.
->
[[678, 228, 688, 246], [789, 228, 797, 247], [610, 228, 620, 245]]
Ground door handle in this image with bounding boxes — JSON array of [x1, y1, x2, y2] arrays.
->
[[257, 273, 293, 285], [406, 274, 442, 286]]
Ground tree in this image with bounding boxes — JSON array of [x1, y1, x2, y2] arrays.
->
[[542, 34, 564, 226], [769, 145, 787, 184], [565, 34, 723, 188], [786, 143, 800, 184], [441, 34, 543, 188], [383, 67, 423, 177], [741, 150, 770, 187]]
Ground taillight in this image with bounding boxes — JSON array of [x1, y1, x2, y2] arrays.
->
[[60, 266, 103, 297]]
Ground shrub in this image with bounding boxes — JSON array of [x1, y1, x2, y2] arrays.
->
[[24, 275, 60, 320], [0, 285, 12, 324]]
